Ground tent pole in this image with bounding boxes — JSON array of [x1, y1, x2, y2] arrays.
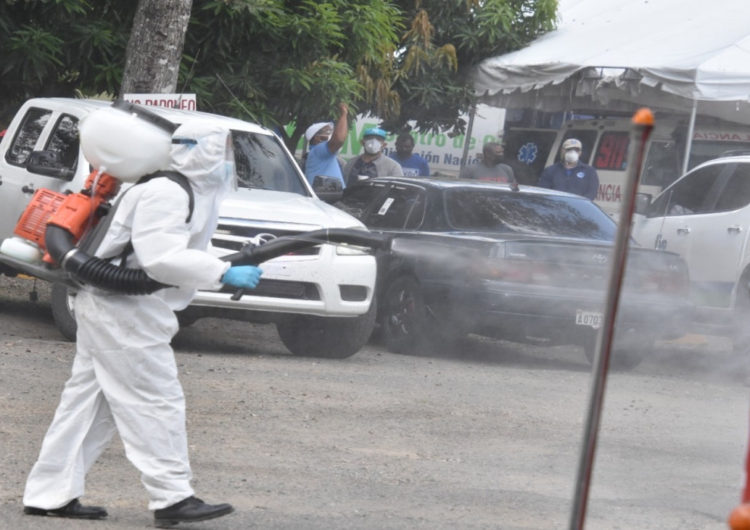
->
[[682, 99, 697, 174], [460, 104, 477, 171]]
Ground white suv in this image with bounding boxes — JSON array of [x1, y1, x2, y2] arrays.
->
[[0, 98, 377, 358], [632, 155, 750, 342]]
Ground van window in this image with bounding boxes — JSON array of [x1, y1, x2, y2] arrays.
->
[[593, 131, 629, 171], [713, 163, 750, 213], [641, 140, 681, 188], [560, 130, 598, 164], [647, 163, 727, 217], [504, 129, 557, 184]]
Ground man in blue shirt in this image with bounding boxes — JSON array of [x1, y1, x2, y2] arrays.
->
[[538, 138, 599, 200], [303, 102, 348, 187], [390, 132, 430, 177]]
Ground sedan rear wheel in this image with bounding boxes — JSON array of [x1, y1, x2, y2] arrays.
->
[[583, 332, 650, 370], [381, 275, 428, 354]]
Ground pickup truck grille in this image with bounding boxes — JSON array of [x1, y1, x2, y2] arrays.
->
[[211, 224, 320, 256], [219, 279, 321, 300]]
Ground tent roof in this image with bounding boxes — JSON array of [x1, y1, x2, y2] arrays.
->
[[473, 0, 750, 116]]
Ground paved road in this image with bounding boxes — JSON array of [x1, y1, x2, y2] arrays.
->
[[0, 277, 748, 529]]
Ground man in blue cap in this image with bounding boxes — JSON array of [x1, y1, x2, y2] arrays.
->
[[342, 126, 403, 187]]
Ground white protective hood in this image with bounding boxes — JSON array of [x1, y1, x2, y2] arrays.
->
[[472, 0, 750, 124]]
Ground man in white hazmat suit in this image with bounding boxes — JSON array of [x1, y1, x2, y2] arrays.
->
[[22, 121, 262, 527]]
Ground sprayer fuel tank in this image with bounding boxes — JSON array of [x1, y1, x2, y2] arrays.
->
[[79, 100, 177, 182]]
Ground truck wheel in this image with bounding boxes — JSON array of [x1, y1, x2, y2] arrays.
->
[[275, 295, 377, 359], [380, 275, 428, 354], [50, 282, 77, 341]]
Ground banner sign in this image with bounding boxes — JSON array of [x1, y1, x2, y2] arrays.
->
[[122, 93, 197, 111]]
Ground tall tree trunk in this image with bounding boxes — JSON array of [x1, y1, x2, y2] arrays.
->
[[120, 0, 193, 94]]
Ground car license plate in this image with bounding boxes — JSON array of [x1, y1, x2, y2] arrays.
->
[[576, 310, 602, 329]]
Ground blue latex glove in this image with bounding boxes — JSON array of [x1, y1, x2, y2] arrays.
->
[[222, 265, 263, 289]]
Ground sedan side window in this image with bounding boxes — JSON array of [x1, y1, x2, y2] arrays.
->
[[647, 164, 725, 217], [5, 108, 52, 166], [335, 182, 388, 221], [365, 186, 424, 230]]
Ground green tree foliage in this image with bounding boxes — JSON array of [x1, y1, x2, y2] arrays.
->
[[0, 0, 134, 124], [0, 0, 557, 150], [387, 0, 558, 135], [182, 0, 403, 150]]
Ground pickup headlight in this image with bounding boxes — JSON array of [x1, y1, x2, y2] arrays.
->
[[335, 226, 373, 255], [336, 243, 370, 256]]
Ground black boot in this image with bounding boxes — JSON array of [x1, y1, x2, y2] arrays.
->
[[24, 498, 108, 519], [154, 496, 234, 527]]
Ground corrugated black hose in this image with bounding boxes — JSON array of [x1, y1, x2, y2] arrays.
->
[[45, 225, 389, 296]]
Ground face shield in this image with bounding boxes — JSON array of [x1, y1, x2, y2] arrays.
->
[[170, 122, 235, 195]]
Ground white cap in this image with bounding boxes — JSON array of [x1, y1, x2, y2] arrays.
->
[[305, 122, 334, 142], [562, 138, 582, 151]]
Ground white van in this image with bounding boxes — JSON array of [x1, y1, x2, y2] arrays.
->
[[505, 117, 750, 217]]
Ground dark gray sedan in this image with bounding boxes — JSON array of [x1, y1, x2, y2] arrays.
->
[[336, 177, 692, 368]]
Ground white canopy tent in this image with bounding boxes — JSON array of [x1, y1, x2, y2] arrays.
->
[[472, 0, 750, 171]]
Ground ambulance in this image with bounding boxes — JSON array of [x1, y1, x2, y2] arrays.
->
[[504, 117, 750, 218]]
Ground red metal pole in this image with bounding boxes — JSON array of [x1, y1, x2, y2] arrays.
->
[[568, 108, 654, 530]]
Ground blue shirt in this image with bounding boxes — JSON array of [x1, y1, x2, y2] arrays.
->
[[390, 153, 430, 177], [304, 141, 344, 186], [538, 162, 599, 200]]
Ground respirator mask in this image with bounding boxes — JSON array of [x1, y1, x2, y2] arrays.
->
[[564, 150, 580, 164], [364, 138, 383, 155]]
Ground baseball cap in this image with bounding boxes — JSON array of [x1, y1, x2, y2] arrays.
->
[[363, 127, 387, 139], [562, 138, 582, 151]]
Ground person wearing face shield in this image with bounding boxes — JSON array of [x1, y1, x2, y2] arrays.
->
[[303, 102, 348, 186], [537, 138, 599, 200], [22, 121, 262, 527], [342, 126, 403, 187]]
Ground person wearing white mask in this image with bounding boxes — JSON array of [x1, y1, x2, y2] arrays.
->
[[537, 137, 599, 200], [342, 126, 403, 187], [22, 121, 262, 527]]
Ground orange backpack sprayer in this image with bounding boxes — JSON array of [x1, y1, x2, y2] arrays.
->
[[13, 170, 121, 264], [0, 100, 178, 292]]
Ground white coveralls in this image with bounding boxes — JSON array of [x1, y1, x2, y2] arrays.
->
[[24, 121, 236, 510]]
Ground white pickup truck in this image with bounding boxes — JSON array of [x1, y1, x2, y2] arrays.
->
[[0, 98, 378, 358]]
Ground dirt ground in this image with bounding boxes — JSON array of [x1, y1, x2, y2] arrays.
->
[[1, 276, 749, 529]]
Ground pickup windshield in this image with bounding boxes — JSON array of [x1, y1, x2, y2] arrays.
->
[[232, 131, 308, 195]]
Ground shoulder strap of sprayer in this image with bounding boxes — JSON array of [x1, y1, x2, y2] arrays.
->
[[114, 171, 195, 266], [76, 171, 194, 265], [137, 170, 195, 223]]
